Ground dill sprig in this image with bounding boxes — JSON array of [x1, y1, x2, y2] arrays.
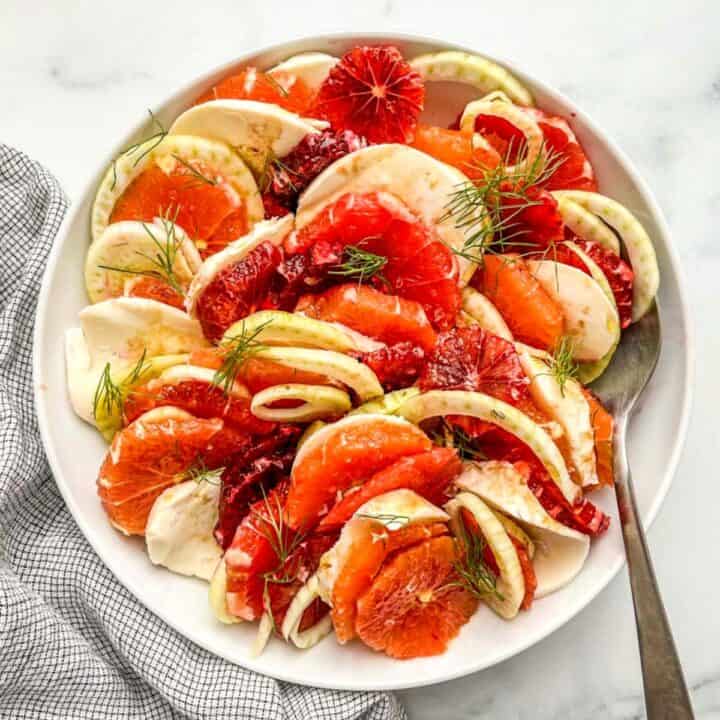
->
[[172, 154, 217, 187], [97, 207, 186, 296], [110, 110, 167, 191], [431, 420, 487, 462], [250, 488, 308, 586], [212, 319, 271, 394], [451, 512, 503, 601], [185, 458, 225, 486], [329, 244, 389, 286], [92, 349, 150, 421], [443, 138, 565, 265], [545, 336, 579, 396]]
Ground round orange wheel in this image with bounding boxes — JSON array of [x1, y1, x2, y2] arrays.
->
[[96, 413, 224, 536], [355, 535, 478, 659]]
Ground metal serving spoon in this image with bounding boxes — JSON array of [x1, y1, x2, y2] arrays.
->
[[590, 303, 694, 718]]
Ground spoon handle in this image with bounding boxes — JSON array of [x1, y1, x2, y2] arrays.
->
[[614, 415, 694, 718]]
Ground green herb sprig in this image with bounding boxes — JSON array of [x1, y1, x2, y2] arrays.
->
[[92, 349, 150, 422], [110, 110, 167, 191], [212, 319, 271, 394], [329, 244, 389, 286]]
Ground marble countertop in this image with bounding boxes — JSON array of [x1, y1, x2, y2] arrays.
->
[[2, 1, 717, 717]]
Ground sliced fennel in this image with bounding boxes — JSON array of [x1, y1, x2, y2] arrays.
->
[[446, 493, 525, 619], [399, 389, 579, 503], [409, 51, 534, 106], [552, 190, 659, 321], [461, 287, 513, 340], [251, 384, 351, 422], [222, 310, 358, 353], [252, 347, 383, 402]]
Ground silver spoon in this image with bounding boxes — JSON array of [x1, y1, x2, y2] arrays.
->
[[590, 303, 694, 718]]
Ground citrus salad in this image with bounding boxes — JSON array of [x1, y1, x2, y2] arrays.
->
[[66, 45, 660, 660]]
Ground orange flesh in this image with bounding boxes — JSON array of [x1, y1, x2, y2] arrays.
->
[[285, 420, 432, 530], [355, 536, 478, 659], [194, 68, 314, 114], [582, 388, 615, 486], [331, 522, 449, 644], [109, 163, 239, 251], [410, 123, 501, 178], [296, 284, 437, 351], [123, 276, 185, 310], [96, 415, 223, 535], [475, 254, 565, 352]]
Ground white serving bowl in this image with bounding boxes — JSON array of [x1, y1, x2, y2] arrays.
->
[[33, 33, 692, 691]]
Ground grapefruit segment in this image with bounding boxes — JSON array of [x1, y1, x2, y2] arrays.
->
[[285, 415, 432, 530], [355, 536, 478, 659], [96, 411, 225, 536]]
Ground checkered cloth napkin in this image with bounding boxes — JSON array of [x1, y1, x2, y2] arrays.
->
[[0, 144, 407, 720]]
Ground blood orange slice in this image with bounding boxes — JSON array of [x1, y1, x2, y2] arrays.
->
[[195, 240, 283, 342], [472, 254, 565, 351], [285, 415, 432, 530], [296, 283, 437, 351], [292, 192, 460, 329], [194, 68, 314, 114], [525, 108, 597, 192], [312, 45, 424, 144], [410, 124, 501, 178], [319, 448, 461, 530], [418, 325, 531, 407], [96, 410, 225, 536], [123, 366, 273, 435], [355, 536, 478, 659]]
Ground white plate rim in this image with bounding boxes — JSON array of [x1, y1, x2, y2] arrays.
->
[[32, 31, 694, 691]]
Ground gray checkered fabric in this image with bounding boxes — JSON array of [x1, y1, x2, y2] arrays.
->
[[0, 144, 407, 720]]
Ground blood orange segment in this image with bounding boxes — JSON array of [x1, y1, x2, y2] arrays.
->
[[525, 108, 598, 192], [319, 448, 461, 530], [263, 129, 367, 215], [472, 254, 565, 351], [511, 537, 537, 611], [500, 183, 564, 249], [418, 326, 531, 406], [572, 238, 634, 329], [410, 124, 501, 178], [472, 113, 527, 163], [215, 425, 302, 549], [195, 240, 283, 342], [312, 45, 424, 144], [285, 416, 433, 530], [296, 284, 437, 351], [96, 413, 224, 536], [109, 164, 237, 248], [349, 342, 426, 392], [225, 482, 290, 621], [355, 536, 478, 659], [582, 388, 614, 487], [292, 192, 460, 330], [194, 68, 314, 114], [123, 376, 273, 435], [123, 276, 185, 310]]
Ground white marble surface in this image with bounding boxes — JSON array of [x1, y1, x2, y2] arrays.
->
[[2, 1, 717, 717]]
